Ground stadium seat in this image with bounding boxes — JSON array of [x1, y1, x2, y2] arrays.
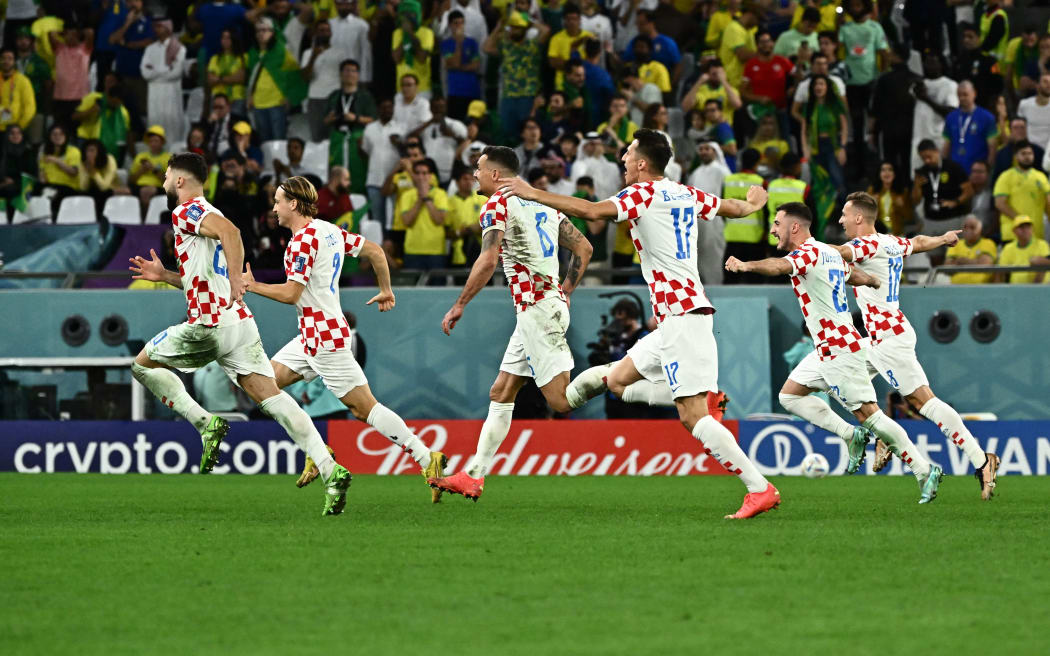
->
[[302, 142, 329, 178], [11, 196, 51, 224], [287, 112, 311, 142], [102, 196, 143, 225], [54, 196, 97, 224], [359, 219, 383, 245], [144, 195, 169, 225], [261, 139, 287, 173], [116, 169, 128, 187], [350, 193, 367, 212]]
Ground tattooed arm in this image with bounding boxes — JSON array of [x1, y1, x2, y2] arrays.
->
[[558, 218, 593, 297]]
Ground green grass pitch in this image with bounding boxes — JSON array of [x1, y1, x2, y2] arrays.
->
[[2, 473, 1047, 655]]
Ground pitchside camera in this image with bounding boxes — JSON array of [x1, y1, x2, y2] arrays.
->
[[929, 310, 960, 344], [61, 315, 90, 347], [969, 310, 1000, 344], [99, 315, 129, 347]]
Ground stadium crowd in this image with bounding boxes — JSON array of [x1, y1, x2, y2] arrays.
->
[[2, 0, 1050, 284]]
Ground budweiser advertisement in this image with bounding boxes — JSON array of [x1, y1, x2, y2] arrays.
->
[[327, 420, 735, 476]]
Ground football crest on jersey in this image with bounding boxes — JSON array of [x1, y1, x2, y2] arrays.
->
[[186, 204, 204, 222], [481, 212, 495, 228], [294, 256, 307, 273]]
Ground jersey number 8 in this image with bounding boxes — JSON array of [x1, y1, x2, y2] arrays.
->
[[535, 212, 556, 258]]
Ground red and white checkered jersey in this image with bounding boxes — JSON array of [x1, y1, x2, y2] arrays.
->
[[785, 238, 865, 361], [284, 219, 365, 356], [606, 178, 719, 322], [172, 196, 254, 327], [479, 191, 566, 313], [848, 233, 914, 345]]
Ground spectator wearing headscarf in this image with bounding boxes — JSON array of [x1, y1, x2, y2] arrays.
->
[[140, 19, 186, 144]]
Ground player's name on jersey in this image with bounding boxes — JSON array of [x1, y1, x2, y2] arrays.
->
[[516, 199, 546, 208], [822, 251, 841, 266], [659, 188, 695, 202]]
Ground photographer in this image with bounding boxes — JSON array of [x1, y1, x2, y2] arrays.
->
[[587, 299, 666, 419]]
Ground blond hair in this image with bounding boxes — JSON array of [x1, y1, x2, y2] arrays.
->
[[280, 176, 319, 218]]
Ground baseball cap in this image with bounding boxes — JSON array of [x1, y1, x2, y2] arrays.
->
[[1013, 215, 1033, 227], [144, 125, 166, 142], [467, 100, 487, 119], [508, 11, 530, 28], [232, 121, 252, 136]]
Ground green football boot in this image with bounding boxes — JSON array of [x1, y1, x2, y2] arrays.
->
[[199, 416, 230, 474], [846, 426, 870, 474], [919, 465, 943, 504], [322, 465, 353, 516]]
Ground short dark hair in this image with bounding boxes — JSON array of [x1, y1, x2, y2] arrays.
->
[[482, 145, 520, 175], [959, 21, 978, 35], [527, 167, 548, 185], [633, 128, 671, 174], [1013, 139, 1034, 155], [633, 34, 652, 49], [584, 38, 601, 58], [801, 7, 821, 23], [563, 2, 581, 18], [779, 151, 801, 174], [755, 29, 773, 42], [845, 191, 878, 222], [211, 93, 229, 105], [577, 176, 594, 188], [168, 152, 208, 183], [340, 59, 360, 73], [413, 158, 437, 175], [818, 30, 838, 43], [777, 201, 812, 225], [704, 98, 724, 110], [448, 9, 464, 22], [611, 297, 641, 320], [288, 137, 305, 149], [917, 138, 938, 153], [740, 147, 761, 170]]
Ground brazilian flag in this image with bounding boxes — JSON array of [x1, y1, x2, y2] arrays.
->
[[335, 200, 371, 277], [0, 174, 35, 215], [810, 164, 835, 240]]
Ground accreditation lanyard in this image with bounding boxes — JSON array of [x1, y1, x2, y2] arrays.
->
[[928, 166, 941, 201], [957, 111, 975, 145]]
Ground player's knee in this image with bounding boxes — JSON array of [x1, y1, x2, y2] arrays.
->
[[548, 396, 572, 414], [606, 377, 627, 398], [778, 392, 802, 409]]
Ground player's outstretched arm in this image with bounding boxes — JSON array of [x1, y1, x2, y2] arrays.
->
[[847, 267, 881, 289], [497, 176, 619, 221], [833, 244, 855, 262], [724, 255, 791, 277], [197, 212, 247, 307], [129, 249, 183, 288], [558, 220, 593, 297], [719, 185, 768, 218], [910, 229, 962, 254], [242, 263, 306, 304], [359, 240, 395, 311], [442, 229, 502, 335]]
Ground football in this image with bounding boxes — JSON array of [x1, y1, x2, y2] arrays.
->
[[801, 453, 830, 478]]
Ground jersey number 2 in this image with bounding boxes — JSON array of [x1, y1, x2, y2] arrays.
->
[[535, 212, 555, 257], [670, 207, 694, 260], [330, 253, 341, 293]]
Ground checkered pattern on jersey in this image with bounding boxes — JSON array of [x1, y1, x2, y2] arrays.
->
[[478, 193, 508, 231], [685, 184, 721, 222], [648, 271, 709, 322], [849, 234, 912, 264], [172, 200, 206, 235], [507, 263, 565, 313], [184, 276, 252, 326], [343, 230, 365, 256], [814, 318, 865, 360], [297, 306, 351, 355], [864, 304, 909, 344], [614, 182, 656, 221], [285, 226, 320, 285]]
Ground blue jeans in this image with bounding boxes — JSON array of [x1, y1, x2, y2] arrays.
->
[[499, 96, 535, 143], [252, 105, 288, 142], [366, 185, 387, 230]]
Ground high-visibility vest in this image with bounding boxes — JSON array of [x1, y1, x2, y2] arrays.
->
[[723, 172, 765, 244], [980, 7, 1009, 62], [766, 176, 807, 245]]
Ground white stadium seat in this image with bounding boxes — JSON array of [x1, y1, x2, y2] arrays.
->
[[102, 195, 143, 225], [358, 219, 383, 246], [12, 197, 53, 224], [54, 196, 97, 224], [301, 142, 329, 178], [349, 194, 367, 212], [145, 195, 169, 225], [261, 139, 287, 172]]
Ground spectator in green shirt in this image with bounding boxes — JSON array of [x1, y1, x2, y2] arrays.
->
[[484, 9, 551, 139], [774, 7, 820, 60], [839, 0, 889, 180]]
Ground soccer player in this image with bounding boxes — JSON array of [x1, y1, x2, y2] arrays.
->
[[241, 176, 448, 502], [127, 154, 351, 516], [495, 129, 779, 519], [427, 146, 594, 502], [725, 202, 944, 504], [835, 191, 1000, 499]]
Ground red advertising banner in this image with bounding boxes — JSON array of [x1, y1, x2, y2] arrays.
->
[[327, 420, 739, 476]]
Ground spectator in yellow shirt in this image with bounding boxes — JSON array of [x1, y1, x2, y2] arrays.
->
[[718, 4, 760, 89], [130, 125, 171, 217], [596, 94, 638, 156], [992, 140, 1050, 242], [682, 59, 742, 125], [447, 165, 485, 267], [399, 158, 450, 274], [0, 48, 35, 131], [548, 3, 592, 90], [997, 215, 1050, 283], [945, 215, 998, 284], [393, 8, 435, 96], [207, 29, 248, 114], [39, 123, 82, 217], [633, 37, 671, 94]]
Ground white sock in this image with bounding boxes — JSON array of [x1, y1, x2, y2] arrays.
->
[[466, 401, 514, 478], [132, 363, 210, 433], [566, 364, 611, 409], [259, 391, 335, 481], [863, 410, 931, 479], [919, 397, 986, 468], [622, 380, 675, 406], [778, 393, 854, 442], [693, 415, 768, 493], [366, 403, 431, 469]]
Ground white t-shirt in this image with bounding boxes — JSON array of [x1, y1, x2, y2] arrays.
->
[[912, 76, 958, 145], [329, 13, 372, 82], [421, 117, 468, 182], [793, 74, 847, 105], [300, 47, 343, 100], [1018, 96, 1050, 154], [571, 155, 623, 201], [7, 0, 39, 19], [393, 93, 433, 134], [361, 119, 405, 188]]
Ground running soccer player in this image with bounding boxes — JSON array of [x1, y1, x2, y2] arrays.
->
[[495, 129, 779, 519], [127, 153, 351, 516], [836, 192, 999, 499], [725, 202, 944, 504], [427, 146, 594, 502], [241, 176, 448, 502]]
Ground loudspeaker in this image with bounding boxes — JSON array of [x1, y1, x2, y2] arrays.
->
[[970, 310, 1001, 343], [99, 314, 129, 346], [929, 310, 960, 344], [61, 315, 90, 347]]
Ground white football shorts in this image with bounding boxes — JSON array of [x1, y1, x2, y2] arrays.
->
[[865, 324, 929, 396], [788, 348, 877, 411], [626, 312, 719, 399], [272, 338, 367, 399], [500, 296, 573, 387], [146, 318, 275, 382]]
